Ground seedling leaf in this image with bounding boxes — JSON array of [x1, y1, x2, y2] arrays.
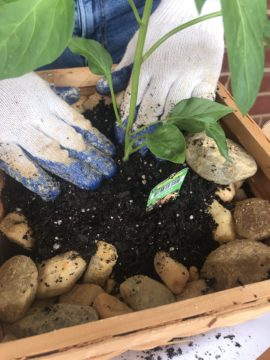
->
[[205, 122, 230, 161], [221, 0, 266, 115], [145, 124, 186, 164], [195, 0, 207, 13], [168, 98, 230, 160], [170, 98, 234, 121], [0, 0, 74, 80], [69, 37, 113, 78]]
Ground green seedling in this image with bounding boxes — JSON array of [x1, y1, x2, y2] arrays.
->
[[69, 1, 234, 162], [0, 0, 268, 163]]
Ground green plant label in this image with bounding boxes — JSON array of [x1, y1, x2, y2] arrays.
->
[[146, 168, 189, 211]]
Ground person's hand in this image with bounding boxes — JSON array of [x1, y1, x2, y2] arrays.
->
[[0, 73, 116, 201], [97, 0, 224, 132]]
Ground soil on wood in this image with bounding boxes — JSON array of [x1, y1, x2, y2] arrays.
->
[[2, 101, 219, 281]]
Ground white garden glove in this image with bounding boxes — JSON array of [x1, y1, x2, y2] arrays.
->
[[0, 73, 116, 201], [97, 0, 224, 136]]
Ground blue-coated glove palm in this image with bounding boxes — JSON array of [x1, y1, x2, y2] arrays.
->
[[0, 73, 116, 201]]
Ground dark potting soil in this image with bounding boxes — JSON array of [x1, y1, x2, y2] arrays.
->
[[2, 101, 219, 281]]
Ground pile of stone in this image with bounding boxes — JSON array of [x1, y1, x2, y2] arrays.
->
[[0, 133, 270, 341]]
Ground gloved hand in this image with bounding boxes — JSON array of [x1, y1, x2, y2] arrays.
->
[[0, 73, 116, 201], [97, 0, 224, 133]]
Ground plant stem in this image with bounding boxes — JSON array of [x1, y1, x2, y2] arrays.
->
[[130, 120, 161, 136], [143, 11, 222, 62], [107, 76, 123, 127], [124, 141, 146, 160], [128, 0, 142, 25], [124, 0, 153, 161]]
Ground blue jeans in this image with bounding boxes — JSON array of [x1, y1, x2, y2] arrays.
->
[[41, 0, 161, 70]]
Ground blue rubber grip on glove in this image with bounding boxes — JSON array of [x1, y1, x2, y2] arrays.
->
[[51, 86, 81, 105], [0, 156, 60, 201], [96, 65, 133, 95]]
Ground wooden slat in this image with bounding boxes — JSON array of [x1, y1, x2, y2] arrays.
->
[[37, 67, 100, 88], [257, 347, 270, 360], [217, 84, 270, 182], [1, 280, 270, 359]]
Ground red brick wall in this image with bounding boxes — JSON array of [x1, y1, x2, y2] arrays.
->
[[219, 2, 270, 127]]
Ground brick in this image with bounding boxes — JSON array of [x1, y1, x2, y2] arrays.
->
[[219, 75, 230, 88], [250, 94, 270, 115], [221, 52, 229, 73], [258, 71, 270, 92], [265, 49, 270, 67]]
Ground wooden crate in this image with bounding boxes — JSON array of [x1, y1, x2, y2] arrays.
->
[[1, 67, 270, 360]]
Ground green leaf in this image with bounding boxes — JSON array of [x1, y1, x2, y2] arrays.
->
[[0, 0, 74, 80], [145, 124, 186, 164], [170, 98, 233, 121], [264, 19, 270, 47], [195, 0, 207, 13], [221, 0, 266, 115], [169, 116, 215, 133], [69, 37, 113, 78], [166, 98, 230, 160], [205, 122, 230, 161]]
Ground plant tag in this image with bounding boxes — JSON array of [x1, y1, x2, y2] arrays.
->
[[146, 168, 189, 211]]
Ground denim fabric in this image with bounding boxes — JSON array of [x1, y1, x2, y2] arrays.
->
[[41, 0, 161, 70]]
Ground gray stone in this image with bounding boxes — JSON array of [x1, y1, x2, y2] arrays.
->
[[120, 275, 175, 310], [9, 304, 98, 338], [186, 133, 257, 185], [234, 198, 270, 241], [0, 255, 38, 323], [201, 240, 270, 290]]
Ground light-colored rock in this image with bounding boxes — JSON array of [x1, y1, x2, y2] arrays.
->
[[234, 180, 244, 190], [189, 266, 199, 282], [0, 255, 38, 323], [0, 212, 34, 250], [9, 304, 98, 338], [201, 240, 270, 290], [93, 293, 132, 318], [120, 275, 175, 310], [154, 252, 189, 294], [233, 198, 270, 241], [186, 133, 257, 185], [177, 280, 213, 301], [208, 200, 236, 243], [215, 184, 235, 202], [85, 92, 112, 109], [37, 251, 86, 299], [83, 241, 118, 286], [85, 91, 124, 109], [59, 284, 104, 306]]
